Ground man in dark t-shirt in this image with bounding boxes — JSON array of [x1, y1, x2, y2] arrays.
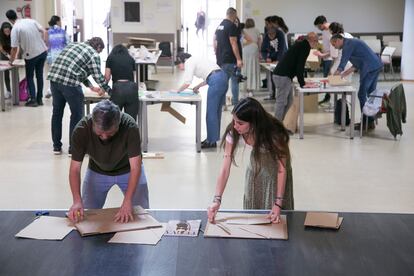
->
[[67, 100, 149, 224], [214, 7, 242, 106]]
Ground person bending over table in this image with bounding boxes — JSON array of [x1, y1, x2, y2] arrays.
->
[[175, 53, 229, 149], [208, 97, 294, 224], [68, 100, 149, 223], [271, 32, 319, 121], [330, 34, 383, 130]]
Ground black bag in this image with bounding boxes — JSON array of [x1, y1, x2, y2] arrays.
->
[[334, 98, 350, 126], [158, 42, 172, 57]]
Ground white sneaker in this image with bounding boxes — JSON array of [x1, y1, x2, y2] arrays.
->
[[45, 89, 52, 99], [4, 91, 11, 99]]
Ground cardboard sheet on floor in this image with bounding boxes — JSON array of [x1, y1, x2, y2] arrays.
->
[[143, 152, 165, 159], [75, 206, 162, 236], [15, 216, 74, 240], [161, 102, 186, 124], [328, 75, 351, 86], [108, 223, 167, 245], [204, 213, 288, 240], [304, 212, 343, 229], [283, 95, 299, 133]]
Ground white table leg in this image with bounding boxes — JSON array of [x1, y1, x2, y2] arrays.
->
[[0, 72, 5, 111], [350, 91, 355, 139], [299, 92, 304, 139], [142, 102, 148, 152], [196, 101, 201, 152]]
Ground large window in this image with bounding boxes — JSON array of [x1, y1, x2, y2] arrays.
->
[[124, 1, 141, 22]]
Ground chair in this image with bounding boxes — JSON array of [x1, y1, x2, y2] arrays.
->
[[362, 39, 382, 55], [388, 41, 402, 57], [156, 41, 174, 73], [381, 46, 396, 80]]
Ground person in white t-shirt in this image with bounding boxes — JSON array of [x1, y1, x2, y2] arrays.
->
[[175, 53, 229, 149], [6, 9, 47, 107], [207, 97, 294, 224], [328, 22, 353, 79]]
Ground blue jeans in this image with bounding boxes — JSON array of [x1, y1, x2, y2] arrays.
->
[[322, 60, 333, 77], [206, 70, 228, 142], [359, 68, 381, 122], [51, 81, 84, 150], [82, 165, 149, 209], [220, 63, 239, 105], [25, 51, 47, 102]]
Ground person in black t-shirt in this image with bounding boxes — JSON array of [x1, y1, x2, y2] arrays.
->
[[68, 100, 149, 223], [105, 44, 139, 121], [214, 7, 242, 106], [272, 32, 319, 121]]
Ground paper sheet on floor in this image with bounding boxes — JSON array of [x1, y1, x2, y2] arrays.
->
[[108, 223, 167, 245], [15, 216, 74, 240]]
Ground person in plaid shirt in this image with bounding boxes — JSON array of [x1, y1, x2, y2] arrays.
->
[[47, 37, 110, 155]]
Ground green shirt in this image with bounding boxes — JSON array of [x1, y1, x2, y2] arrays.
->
[[71, 113, 141, 175], [47, 42, 110, 91]]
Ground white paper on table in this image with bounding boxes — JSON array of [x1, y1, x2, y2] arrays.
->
[[15, 216, 75, 240], [108, 223, 167, 245]]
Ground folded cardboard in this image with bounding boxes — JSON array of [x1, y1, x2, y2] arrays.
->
[[142, 152, 165, 159], [215, 213, 271, 225], [75, 206, 162, 236], [304, 212, 343, 229], [15, 216, 74, 240], [108, 223, 167, 245], [204, 213, 288, 240], [161, 102, 186, 124], [328, 75, 351, 86]]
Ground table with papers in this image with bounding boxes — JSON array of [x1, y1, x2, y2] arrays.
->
[[2, 210, 414, 276], [0, 59, 25, 111]]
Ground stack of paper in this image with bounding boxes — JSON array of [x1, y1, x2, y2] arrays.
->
[[304, 212, 343, 229], [328, 75, 351, 86], [204, 213, 288, 240]]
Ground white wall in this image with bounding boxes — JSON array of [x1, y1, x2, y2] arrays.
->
[[0, 0, 53, 27], [111, 0, 180, 33], [401, 0, 414, 80], [242, 0, 404, 33]]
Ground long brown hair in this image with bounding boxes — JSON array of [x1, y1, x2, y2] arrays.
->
[[221, 97, 291, 169]]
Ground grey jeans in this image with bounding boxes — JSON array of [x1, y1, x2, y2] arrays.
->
[[272, 75, 293, 121]]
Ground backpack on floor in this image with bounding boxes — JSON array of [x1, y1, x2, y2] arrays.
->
[[334, 98, 350, 126], [19, 78, 29, 101]]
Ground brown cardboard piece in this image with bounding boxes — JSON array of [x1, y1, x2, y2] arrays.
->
[[15, 216, 75, 240], [161, 102, 186, 124], [328, 75, 351, 86], [142, 152, 165, 159], [108, 223, 167, 245], [75, 206, 162, 236], [304, 212, 343, 229], [306, 50, 320, 71], [204, 213, 288, 240], [283, 95, 299, 133]]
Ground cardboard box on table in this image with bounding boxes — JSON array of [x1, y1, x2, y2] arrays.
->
[[304, 212, 343, 229]]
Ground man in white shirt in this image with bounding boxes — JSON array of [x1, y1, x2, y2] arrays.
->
[[175, 53, 228, 149], [313, 15, 333, 105], [6, 10, 48, 107]]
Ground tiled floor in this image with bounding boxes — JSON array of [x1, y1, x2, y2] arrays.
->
[[0, 68, 412, 214]]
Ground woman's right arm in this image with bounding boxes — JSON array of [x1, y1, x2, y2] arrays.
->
[[104, 68, 111, 82], [207, 139, 233, 222]]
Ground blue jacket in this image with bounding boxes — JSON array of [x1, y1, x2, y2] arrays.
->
[[260, 29, 287, 62], [338, 38, 382, 79]]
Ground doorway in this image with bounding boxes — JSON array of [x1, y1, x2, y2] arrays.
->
[[181, 0, 236, 59]]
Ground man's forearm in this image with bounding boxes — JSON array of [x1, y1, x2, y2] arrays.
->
[[69, 169, 82, 203], [9, 48, 18, 62], [125, 166, 140, 201]]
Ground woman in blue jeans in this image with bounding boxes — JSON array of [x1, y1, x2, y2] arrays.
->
[[175, 53, 228, 149]]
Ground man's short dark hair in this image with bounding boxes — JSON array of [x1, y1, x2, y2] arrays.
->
[[329, 22, 345, 35], [92, 100, 121, 131], [330, 33, 344, 41], [6, 10, 17, 21], [87, 37, 105, 52], [175, 52, 191, 65], [314, 15, 327, 26], [226, 7, 237, 16]]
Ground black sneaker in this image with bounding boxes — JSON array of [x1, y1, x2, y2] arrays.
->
[[25, 100, 38, 107], [37, 100, 44, 106], [201, 140, 217, 149], [318, 93, 331, 105], [53, 147, 62, 155]]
